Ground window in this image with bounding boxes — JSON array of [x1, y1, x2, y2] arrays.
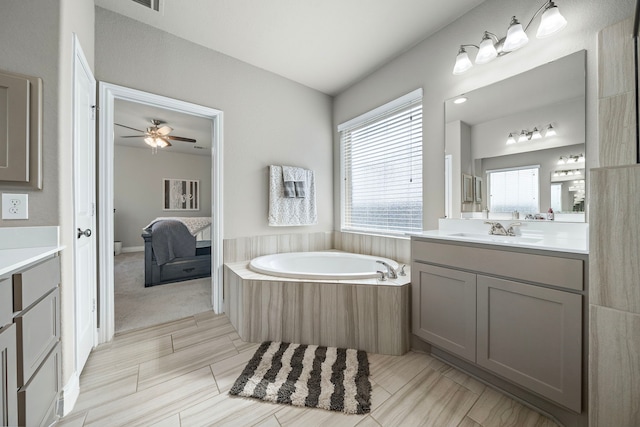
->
[[339, 90, 423, 235], [487, 166, 539, 214]]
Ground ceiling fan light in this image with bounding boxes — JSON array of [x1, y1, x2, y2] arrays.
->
[[157, 125, 173, 136], [144, 136, 156, 147], [475, 33, 498, 65], [537, 2, 567, 39], [503, 16, 529, 52], [157, 138, 170, 148], [453, 47, 473, 75]]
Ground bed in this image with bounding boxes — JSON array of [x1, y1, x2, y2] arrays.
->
[[141, 217, 212, 287]]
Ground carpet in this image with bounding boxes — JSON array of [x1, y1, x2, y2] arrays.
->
[[229, 341, 371, 415]]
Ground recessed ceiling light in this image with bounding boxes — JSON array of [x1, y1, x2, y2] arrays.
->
[[453, 97, 468, 104]]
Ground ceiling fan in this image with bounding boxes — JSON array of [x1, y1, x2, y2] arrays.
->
[[115, 119, 196, 148]]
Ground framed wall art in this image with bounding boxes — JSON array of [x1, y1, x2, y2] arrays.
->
[[163, 178, 199, 211]]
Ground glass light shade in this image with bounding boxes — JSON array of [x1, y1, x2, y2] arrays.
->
[[545, 124, 557, 137], [157, 125, 173, 136], [453, 48, 473, 75], [531, 127, 542, 140], [518, 130, 529, 143], [503, 17, 529, 52], [557, 157, 565, 165], [506, 133, 517, 145], [144, 136, 156, 147], [157, 138, 170, 148], [475, 35, 498, 65], [536, 4, 567, 38]]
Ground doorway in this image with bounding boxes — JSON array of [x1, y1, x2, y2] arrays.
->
[[97, 83, 223, 344]]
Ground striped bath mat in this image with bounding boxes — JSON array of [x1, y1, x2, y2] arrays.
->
[[229, 341, 371, 414]]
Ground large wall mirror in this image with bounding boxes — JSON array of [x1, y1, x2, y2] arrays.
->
[[445, 50, 586, 222]]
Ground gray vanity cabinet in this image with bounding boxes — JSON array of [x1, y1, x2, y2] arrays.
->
[[411, 237, 585, 415], [0, 277, 18, 427], [412, 263, 476, 362], [476, 275, 582, 412]]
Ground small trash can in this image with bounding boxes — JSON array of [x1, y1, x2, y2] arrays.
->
[[114, 241, 122, 256]]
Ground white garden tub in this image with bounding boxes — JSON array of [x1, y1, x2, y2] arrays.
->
[[249, 251, 399, 280]]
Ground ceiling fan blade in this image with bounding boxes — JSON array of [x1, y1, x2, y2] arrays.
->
[[115, 123, 145, 133], [167, 135, 197, 143], [157, 125, 173, 136]]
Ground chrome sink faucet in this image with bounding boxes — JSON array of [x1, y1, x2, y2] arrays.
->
[[485, 221, 521, 236], [376, 260, 398, 279]]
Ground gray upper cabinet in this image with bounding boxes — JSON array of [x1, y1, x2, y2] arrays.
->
[[477, 275, 582, 412], [412, 263, 476, 362], [0, 70, 43, 189]]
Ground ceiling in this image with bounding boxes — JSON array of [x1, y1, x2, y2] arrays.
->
[[114, 99, 212, 156], [95, 0, 485, 95]]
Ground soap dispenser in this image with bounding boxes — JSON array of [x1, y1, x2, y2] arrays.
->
[[547, 208, 554, 221]]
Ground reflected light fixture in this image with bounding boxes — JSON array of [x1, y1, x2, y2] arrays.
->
[[452, 0, 567, 75], [518, 129, 530, 143], [545, 124, 557, 137], [506, 123, 556, 145], [506, 133, 517, 145], [531, 127, 543, 140]]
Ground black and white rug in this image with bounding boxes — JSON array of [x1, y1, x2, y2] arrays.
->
[[229, 341, 371, 414]]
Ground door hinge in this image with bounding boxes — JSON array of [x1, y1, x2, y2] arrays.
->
[[90, 105, 97, 120], [90, 202, 96, 216], [92, 298, 96, 313]]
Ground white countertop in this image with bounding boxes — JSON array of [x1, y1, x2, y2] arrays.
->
[[0, 226, 63, 277], [411, 219, 588, 254]]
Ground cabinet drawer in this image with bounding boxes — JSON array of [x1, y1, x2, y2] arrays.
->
[[0, 324, 18, 427], [13, 256, 60, 311], [158, 258, 211, 283], [412, 240, 583, 291], [476, 275, 582, 412], [15, 287, 60, 386], [18, 344, 60, 427], [0, 278, 12, 327]]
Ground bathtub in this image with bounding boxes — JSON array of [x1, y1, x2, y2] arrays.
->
[[225, 251, 411, 355], [249, 251, 400, 280]]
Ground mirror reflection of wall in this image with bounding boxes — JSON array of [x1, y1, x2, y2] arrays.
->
[[445, 50, 586, 222]]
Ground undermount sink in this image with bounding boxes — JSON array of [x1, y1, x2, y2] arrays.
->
[[446, 232, 543, 244]]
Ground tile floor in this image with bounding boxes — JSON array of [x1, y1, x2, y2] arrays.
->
[[58, 311, 559, 427]]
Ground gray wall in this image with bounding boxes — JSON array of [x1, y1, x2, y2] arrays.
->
[[333, 0, 636, 230], [95, 7, 334, 240], [114, 145, 212, 249]]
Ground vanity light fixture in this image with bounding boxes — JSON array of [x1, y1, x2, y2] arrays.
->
[[531, 127, 543, 140], [545, 124, 557, 137], [508, 125, 553, 145], [452, 0, 567, 75], [518, 130, 530, 143], [506, 133, 517, 145], [557, 156, 566, 165]]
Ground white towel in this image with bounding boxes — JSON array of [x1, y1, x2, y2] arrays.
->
[[268, 165, 317, 226]]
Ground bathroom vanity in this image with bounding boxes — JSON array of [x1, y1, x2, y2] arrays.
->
[[0, 227, 63, 427], [411, 220, 588, 426]]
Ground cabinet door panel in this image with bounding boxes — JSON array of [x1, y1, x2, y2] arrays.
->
[[412, 263, 476, 362], [13, 256, 60, 312], [477, 275, 582, 412], [0, 324, 18, 427]]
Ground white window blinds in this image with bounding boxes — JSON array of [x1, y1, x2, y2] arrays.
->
[[339, 91, 423, 235], [488, 166, 540, 214]]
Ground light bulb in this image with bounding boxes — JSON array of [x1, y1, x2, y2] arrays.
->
[[476, 33, 498, 65], [537, 2, 567, 39], [453, 47, 473, 75], [503, 17, 529, 52]]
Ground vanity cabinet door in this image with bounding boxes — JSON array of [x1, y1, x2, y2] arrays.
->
[[411, 263, 476, 362], [476, 275, 582, 412], [0, 324, 18, 427]]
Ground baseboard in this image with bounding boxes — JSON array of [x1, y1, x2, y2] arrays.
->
[[122, 246, 144, 253], [60, 371, 80, 416]]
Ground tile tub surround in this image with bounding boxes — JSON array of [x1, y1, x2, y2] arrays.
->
[[334, 231, 411, 265], [223, 232, 333, 263], [224, 262, 410, 356]]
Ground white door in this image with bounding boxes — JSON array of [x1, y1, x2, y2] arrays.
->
[[73, 35, 97, 374]]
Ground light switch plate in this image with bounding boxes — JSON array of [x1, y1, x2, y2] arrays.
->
[[2, 193, 28, 219]]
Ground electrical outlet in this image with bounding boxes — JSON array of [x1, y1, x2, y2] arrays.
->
[[2, 193, 28, 220]]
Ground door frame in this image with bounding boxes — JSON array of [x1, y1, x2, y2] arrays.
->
[[97, 83, 224, 344]]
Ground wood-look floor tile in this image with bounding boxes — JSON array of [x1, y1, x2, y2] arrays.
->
[[72, 365, 139, 413], [179, 394, 281, 427], [440, 365, 486, 395], [275, 405, 367, 427], [252, 414, 282, 427], [84, 366, 219, 427], [172, 317, 238, 350], [138, 335, 238, 390], [458, 416, 482, 427], [371, 368, 479, 427], [56, 411, 87, 427], [112, 317, 198, 348], [355, 415, 382, 427], [194, 310, 220, 324], [209, 345, 259, 393], [368, 351, 442, 394], [150, 413, 181, 427], [467, 387, 559, 427], [83, 336, 174, 375], [232, 337, 260, 353]]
